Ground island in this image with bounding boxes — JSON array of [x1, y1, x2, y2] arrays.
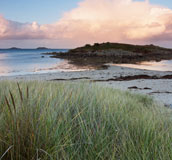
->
[[36, 47, 49, 50], [8, 47, 21, 50], [44, 42, 172, 68]]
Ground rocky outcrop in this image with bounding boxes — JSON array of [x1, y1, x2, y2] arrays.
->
[[44, 42, 172, 68]]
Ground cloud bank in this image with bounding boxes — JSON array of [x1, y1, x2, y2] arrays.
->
[[1, 0, 172, 47]]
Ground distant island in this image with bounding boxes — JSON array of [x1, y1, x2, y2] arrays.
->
[[2, 47, 49, 50], [44, 42, 172, 68], [8, 47, 21, 50], [36, 47, 49, 50], [0, 47, 51, 50]]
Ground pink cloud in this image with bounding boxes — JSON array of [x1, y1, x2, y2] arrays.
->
[[1, 0, 172, 47], [0, 15, 46, 39]]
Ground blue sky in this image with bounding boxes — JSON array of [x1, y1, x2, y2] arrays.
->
[[149, 0, 172, 8], [0, 0, 171, 24], [0, 0, 81, 24]]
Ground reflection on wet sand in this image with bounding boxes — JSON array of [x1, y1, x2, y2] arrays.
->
[[34, 60, 95, 73], [0, 54, 11, 76], [111, 60, 172, 71], [0, 65, 11, 76]]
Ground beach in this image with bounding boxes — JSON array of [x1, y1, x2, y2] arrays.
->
[[2, 0, 172, 158], [1, 65, 172, 106]]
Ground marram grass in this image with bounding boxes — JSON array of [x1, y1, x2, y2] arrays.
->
[[0, 81, 172, 160]]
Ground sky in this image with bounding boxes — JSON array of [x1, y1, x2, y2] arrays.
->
[[0, 0, 172, 48]]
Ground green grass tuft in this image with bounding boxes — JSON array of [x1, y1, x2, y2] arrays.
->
[[0, 81, 171, 160]]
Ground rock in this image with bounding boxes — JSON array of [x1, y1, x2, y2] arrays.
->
[[164, 104, 172, 109]]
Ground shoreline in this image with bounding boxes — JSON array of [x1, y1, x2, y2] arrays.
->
[[1, 65, 172, 106]]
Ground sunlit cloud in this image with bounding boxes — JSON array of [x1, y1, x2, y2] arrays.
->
[[1, 0, 172, 47], [0, 15, 46, 39]]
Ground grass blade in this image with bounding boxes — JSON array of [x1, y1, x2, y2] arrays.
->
[[26, 86, 29, 99], [17, 82, 23, 102], [4, 96, 13, 116], [9, 91, 16, 114], [0, 145, 13, 160]]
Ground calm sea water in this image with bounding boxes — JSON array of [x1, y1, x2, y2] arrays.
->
[[0, 49, 68, 76], [0, 49, 172, 76], [113, 60, 172, 72]]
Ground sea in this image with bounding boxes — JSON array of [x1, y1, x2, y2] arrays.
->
[[0, 49, 172, 76], [0, 49, 69, 76]]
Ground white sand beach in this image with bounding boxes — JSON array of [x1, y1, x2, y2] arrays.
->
[[0, 65, 172, 106]]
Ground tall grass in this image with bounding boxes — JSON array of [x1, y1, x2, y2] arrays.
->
[[0, 81, 171, 160]]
